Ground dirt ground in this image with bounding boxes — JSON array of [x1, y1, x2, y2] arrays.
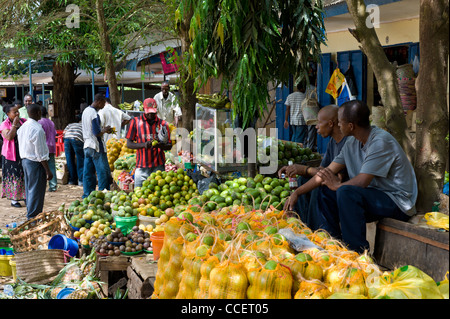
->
[[0, 181, 84, 230]]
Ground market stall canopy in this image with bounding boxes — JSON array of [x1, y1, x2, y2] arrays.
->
[[0, 69, 155, 86]]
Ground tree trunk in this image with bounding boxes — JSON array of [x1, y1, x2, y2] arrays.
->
[[51, 61, 77, 130], [414, 0, 449, 211], [345, 0, 415, 164], [95, 0, 121, 107], [177, 7, 197, 132]]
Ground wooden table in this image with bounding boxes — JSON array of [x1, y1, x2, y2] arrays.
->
[[95, 253, 158, 298], [96, 255, 130, 296], [127, 254, 158, 299]]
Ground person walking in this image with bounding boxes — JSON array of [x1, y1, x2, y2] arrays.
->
[[0, 104, 27, 207], [81, 93, 112, 198], [63, 119, 84, 186], [284, 82, 307, 144], [17, 104, 53, 219], [125, 98, 172, 187], [38, 106, 58, 192]]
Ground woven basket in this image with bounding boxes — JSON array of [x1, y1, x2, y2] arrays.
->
[[10, 211, 72, 253], [396, 64, 415, 79], [397, 77, 417, 110], [14, 249, 67, 284]]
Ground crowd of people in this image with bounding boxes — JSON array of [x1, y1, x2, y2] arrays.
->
[[0, 82, 418, 255]]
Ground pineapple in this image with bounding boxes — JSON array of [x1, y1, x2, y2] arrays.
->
[[66, 289, 89, 299], [81, 262, 94, 277], [62, 264, 82, 282], [50, 287, 63, 299]]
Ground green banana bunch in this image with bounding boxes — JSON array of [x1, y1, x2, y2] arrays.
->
[[196, 93, 231, 109]]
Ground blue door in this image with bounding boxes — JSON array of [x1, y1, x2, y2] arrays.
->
[[336, 50, 367, 102], [317, 53, 332, 154]]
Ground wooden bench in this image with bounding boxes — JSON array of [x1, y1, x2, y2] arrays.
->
[[373, 217, 449, 281]]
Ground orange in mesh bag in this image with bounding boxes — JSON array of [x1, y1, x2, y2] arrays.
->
[[294, 280, 331, 299], [250, 233, 294, 256], [247, 259, 293, 299], [151, 236, 172, 298], [176, 255, 204, 299], [196, 255, 221, 299], [157, 236, 185, 299], [274, 252, 307, 297], [208, 260, 249, 299], [178, 227, 227, 299]]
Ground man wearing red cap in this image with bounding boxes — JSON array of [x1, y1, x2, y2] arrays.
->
[[125, 98, 172, 187]]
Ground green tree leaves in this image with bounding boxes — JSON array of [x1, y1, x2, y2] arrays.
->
[[179, 0, 327, 128]]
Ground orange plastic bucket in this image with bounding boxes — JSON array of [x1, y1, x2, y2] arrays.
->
[[150, 231, 165, 260]]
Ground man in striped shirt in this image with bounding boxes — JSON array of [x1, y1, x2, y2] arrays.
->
[[63, 120, 84, 186], [126, 98, 172, 187]]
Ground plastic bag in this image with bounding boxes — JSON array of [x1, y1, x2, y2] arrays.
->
[[424, 212, 449, 231], [301, 89, 320, 125], [279, 228, 323, 252], [197, 174, 220, 195], [437, 272, 449, 299], [367, 265, 444, 299]]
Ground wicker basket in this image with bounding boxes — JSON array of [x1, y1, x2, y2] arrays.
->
[[396, 64, 415, 79], [14, 249, 67, 284], [10, 211, 72, 253]]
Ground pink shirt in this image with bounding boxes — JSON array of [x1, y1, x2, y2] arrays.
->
[[0, 118, 27, 161]]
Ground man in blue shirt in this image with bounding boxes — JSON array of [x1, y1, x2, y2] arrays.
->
[[285, 100, 417, 253], [280, 105, 347, 229]]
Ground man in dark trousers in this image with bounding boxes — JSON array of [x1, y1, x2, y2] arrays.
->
[[285, 100, 417, 253], [17, 104, 53, 219]]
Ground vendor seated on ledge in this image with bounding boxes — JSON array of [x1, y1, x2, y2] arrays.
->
[[285, 99, 417, 253]]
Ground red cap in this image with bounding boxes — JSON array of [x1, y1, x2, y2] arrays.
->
[[143, 98, 157, 113]]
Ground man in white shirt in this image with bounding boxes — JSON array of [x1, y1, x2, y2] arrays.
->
[[17, 103, 53, 219], [153, 81, 182, 125], [98, 97, 131, 142]]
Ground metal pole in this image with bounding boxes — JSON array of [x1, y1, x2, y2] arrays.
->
[[91, 70, 95, 101], [42, 83, 45, 103], [14, 85, 17, 101], [121, 83, 125, 103]]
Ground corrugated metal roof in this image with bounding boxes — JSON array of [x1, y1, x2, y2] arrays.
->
[[322, 0, 345, 7]]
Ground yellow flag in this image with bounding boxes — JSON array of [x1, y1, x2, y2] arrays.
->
[[326, 68, 345, 99]]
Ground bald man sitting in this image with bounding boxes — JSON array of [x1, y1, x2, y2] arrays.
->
[[279, 105, 348, 229]]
